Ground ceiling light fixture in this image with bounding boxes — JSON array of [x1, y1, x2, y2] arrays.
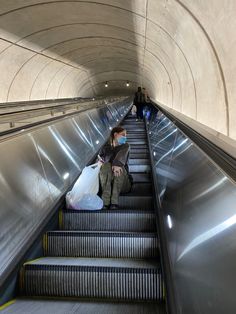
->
[[126, 81, 130, 87], [105, 81, 108, 87]]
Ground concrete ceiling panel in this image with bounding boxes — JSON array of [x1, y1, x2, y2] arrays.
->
[[0, 0, 234, 140]]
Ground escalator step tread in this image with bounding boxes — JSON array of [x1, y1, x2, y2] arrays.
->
[[122, 182, 152, 196], [131, 173, 151, 183], [61, 210, 156, 232], [44, 231, 159, 258], [119, 196, 153, 209], [0, 299, 166, 314], [129, 164, 150, 173], [21, 258, 162, 300], [129, 158, 150, 165]]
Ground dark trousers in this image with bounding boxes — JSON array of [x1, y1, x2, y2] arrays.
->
[[136, 104, 144, 119], [99, 163, 131, 205]]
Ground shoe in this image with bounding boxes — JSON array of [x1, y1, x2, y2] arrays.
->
[[102, 205, 109, 210], [110, 204, 119, 210]]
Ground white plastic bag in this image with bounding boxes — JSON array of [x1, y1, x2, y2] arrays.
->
[[66, 163, 103, 210], [76, 193, 103, 210], [131, 105, 137, 115]]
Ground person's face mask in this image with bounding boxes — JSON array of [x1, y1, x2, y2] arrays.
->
[[117, 136, 127, 145]]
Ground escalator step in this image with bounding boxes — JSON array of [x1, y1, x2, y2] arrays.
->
[[119, 196, 152, 209], [0, 299, 167, 314], [21, 257, 163, 301], [127, 134, 146, 139], [130, 148, 149, 154], [44, 231, 159, 258], [129, 158, 150, 165], [129, 164, 150, 173], [130, 153, 149, 159], [123, 182, 152, 196], [61, 210, 156, 232], [128, 139, 147, 145], [131, 173, 151, 183]]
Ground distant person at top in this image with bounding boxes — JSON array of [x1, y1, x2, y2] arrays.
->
[[133, 86, 145, 121], [142, 87, 152, 119], [142, 87, 150, 104]]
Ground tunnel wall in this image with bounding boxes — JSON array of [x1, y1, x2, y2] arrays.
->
[[0, 99, 130, 288], [0, 1, 235, 140]]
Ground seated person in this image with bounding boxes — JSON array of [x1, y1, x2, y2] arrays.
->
[[99, 126, 132, 210]]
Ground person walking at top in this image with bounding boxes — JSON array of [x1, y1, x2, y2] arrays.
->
[[142, 87, 152, 119], [133, 86, 145, 121], [98, 127, 132, 210]]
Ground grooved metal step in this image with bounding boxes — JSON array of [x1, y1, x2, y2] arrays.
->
[[123, 127, 145, 132], [44, 231, 159, 258], [124, 182, 152, 196], [128, 140, 147, 145], [127, 134, 146, 139], [119, 196, 153, 209], [0, 299, 167, 314], [129, 164, 151, 173], [21, 257, 162, 301], [61, 210, 156, 232], [130, 153, 149, 159], [130, 148, 149, 154], [129, 158, 150, 165], [131, 173, 151, 183]]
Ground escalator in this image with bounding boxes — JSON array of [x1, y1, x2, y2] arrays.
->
[[1, 114, 166, 313]]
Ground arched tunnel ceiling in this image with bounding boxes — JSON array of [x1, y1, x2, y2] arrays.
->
[[0, 1, 235, 139]]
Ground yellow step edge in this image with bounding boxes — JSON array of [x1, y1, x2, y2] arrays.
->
[[43, 233, 48, 254], [24, 257, 43, 265], [0, 299, 16, 310], [58, 208, 63, 229]]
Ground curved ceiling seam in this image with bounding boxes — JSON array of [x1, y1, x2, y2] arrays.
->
[[46, 54, 136, 98], [4, 36, 174, 104], [0, 22, 193, 92], [57, 42, 182, 107], [176, 0, 229, 136], [0, 1, 146, 19], [33, 35, 175, 94], [0, 36, 87, 72], [147, 18, 197, 118], [47, 48, 175, 100], [65, 56, 162, 81], [0, 30, 188, 107], [5, 34, 171, 101], [29, 58, 53, 100], [141, 0, 149, 87], [145, 48, 173, 107], [6, 47, 85, 102], [52, 50, 173, 101], [16, 22, 145, 45], [63, 70, 88, 98], [57, 67, 79, 98], [6, 52, 38, 101], [63, 69, 95, 98], [145, 40, 183, 110], [45, 63, 67, 98]]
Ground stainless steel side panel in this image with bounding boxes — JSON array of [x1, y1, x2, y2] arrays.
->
[[148, 111, 236, 313], [0, 99, 131, 284]]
